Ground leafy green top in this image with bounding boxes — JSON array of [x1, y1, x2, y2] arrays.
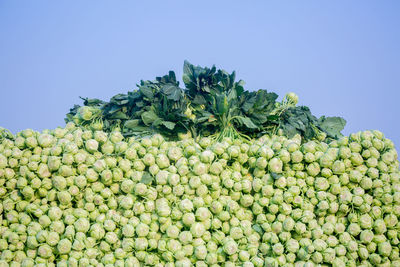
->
[[66, 61, 346, 141]]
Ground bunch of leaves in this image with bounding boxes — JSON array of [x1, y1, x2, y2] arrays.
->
[[66, 61, 346, 141], [274, 106, 346, 140], [181, 61, 346, 141], [182, 61, 280, 140], [66, 72, 192, 138]]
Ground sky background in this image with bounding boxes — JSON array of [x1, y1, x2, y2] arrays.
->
[[0, 1, 399, 147]]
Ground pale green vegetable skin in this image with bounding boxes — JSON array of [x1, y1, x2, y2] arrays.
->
[[0, 124, 399, 267]]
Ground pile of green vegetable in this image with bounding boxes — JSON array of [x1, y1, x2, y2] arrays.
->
[[66, 61, 346, 142], [0, 61, 399, 267], [0, 124, 399, 267]]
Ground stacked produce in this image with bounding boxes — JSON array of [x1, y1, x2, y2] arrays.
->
[[0, 62, 399, 266], [0, 125, 399, 267]]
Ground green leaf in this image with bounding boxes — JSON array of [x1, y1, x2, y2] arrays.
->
[[124, 119, 140, 129], [123, 125, 151, 134], [140, 172, 153, 185], [141, 110, 159, 126], [192, 94, 207, 105], [161, 121, 176, 130], [161, 84, 182, 101], [318, 116, 346, 139], [183, 60, 194, 78], [281, 123, 298, 138], [135, 100, 145, 108], [182, 74, 192, 87], [215, 94, 228, 115], [227, 88, 237, 104], [106, 105, 122, 114], [196, 116, 210, 123], [153, 118, 163, 127], [267, 115, 280, 121], [234, 116, 258, 129], [108, 111, 129, 120], [139, 86, 154, 100], [80, 97, 105, 107], [110, 94, 129, 105], [156, 71, 178, 85], [182, 60, 196, 90]]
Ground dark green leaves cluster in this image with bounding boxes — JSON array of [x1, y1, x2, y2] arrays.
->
[[268, 105, 347, 141], [66, 61, 346, 141], [66, 72, 192, 138]]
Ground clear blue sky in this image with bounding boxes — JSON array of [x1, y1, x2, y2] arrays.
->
[[1, 1, 399, 146]]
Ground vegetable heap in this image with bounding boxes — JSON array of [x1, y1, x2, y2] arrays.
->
[[0, 123, 399, 267], [66, 61, 346, 142]]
